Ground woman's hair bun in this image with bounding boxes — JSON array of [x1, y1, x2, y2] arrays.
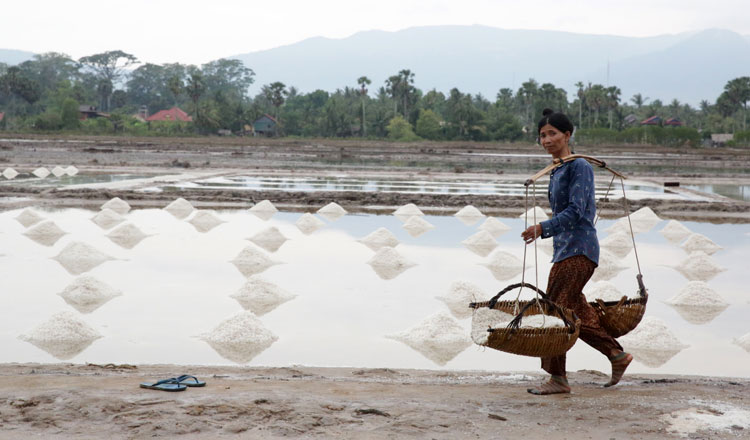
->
[[542, 108, 554, 117]]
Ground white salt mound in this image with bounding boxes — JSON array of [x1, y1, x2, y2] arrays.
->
[[482, 250, 527, 281], [359, 227, 400, 251], [591, 249, 628, 282], [402, 215, 435, 238], [675, 251, 726, 282], [386, 312, 472, 366], [605, 219, 632, 235], [665, 281, 729, 325], [230, 277, 296, 316], [734, 333, 750, 353], [618, 316, 689, 368], [393, 203, 424, 217], [107, 223, 149, 249], [32, 167, 50, 178], [15, 208, 44, 228], [164, 197, 194, 219], [51, 166, 66, 177], [586, 281, 626, 302], [249, 200, 278, 220], [437, 281, 487, 320], [52, 241, 113, 275], [231, 246, 280, 277], [478, 217, 511, 238], [296, 213, 325, 235], [680, 233, 722, 255], [533, 237, 555, 255], [629, 206, 661, 233], [600, 231, 633, 259], [188, 210, 225, 233], [91, 208, 125, 230], [471, 307, 515, 345], [519, 206, 548, 221], [317, 202, 347, 221], [19, 311, 102, 360], [65, 165, 79, 176], [101, 197, 131, 215], [455, 205, 485, 218], [57, 275, 122, 314], [367, 246, 415, 280], [660, 220, 692, 244], [461, 230, 498, 257], [23, 220, 67, 246], [3, 167, 18, 179], [198, 311, 278, 364], [248, 226, 288, 253]]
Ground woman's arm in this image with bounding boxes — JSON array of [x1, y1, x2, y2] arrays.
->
[[539, 159, 594, 238]]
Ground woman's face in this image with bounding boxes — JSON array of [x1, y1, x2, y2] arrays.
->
[[538, 124, 571, 159]]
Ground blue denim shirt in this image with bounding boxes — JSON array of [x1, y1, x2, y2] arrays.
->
[[539, 158, 599, 266]]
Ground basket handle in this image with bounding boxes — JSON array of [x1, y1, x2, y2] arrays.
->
[[636, 273, 647, 298], [468, 282, 547, 310], [506, 298, 579, 335]]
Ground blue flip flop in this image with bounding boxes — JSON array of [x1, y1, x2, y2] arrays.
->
[[139, 377, 187, 392], [176, 374, 206, 387]]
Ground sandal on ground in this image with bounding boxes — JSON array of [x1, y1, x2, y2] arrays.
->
[[139, 378, 186, 392], [604, 352, 633, 388], [176, 374, 206, 387], [527, 376, 571, 395]]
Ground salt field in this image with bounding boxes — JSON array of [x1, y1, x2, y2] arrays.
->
[[1, 202, 747, 378]]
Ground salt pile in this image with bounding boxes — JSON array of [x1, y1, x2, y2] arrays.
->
[[618, 316, 689, 368], [198, 311, 278, 364], [15, 208, 44, 228], [91, 208, 124, 230], [52, 241, 113, 275], [57, 275, 122, 313], [32, 167, 50, 178], [591, 249, 628, 282], [454, 205, 485, 226], [249, 199, 278, 221], [661, 402, 750, 438], [367, 246, 415, 280], [358, 227, 400, 251], [437, 281, 487, 320], [478, 217, 510, 238], [107, 223, 149, 249], [23, 220, 67, 246], [533, 237, 555, 255], [51, 166, 67, 177], [665, 281, 729, 325], [461, 230, 498, 257], [2, 167, 18, 179], [734, 333, 750, 353], [65, 165, 79, 176], [629, 206, 661, 233], [600, 231, 634, 259], [19, 311, 102, 360], [585, 281, 628, 302], [519, 314, 565, 329], [519, 206, 548, 221], [393, 203, 424, 221], [230, 277, 296, 316], [386, 312, 472, 366], [164, 197, 194, 219], [402, 215, 435, 238], [675, 251, 726, 281], [248, 226, 287, 253], [482, 250, 527, 281], [188, 210, 225, 233], [316, 202, 347, 221], [471, 308, 515, 345], [680, 233, 722, 255], [231, 246, 280, 277], [659, 220, 692, 244], [605, 219, 632, 235], [295, 213, 325, 235], [101, 197, 131, 215]]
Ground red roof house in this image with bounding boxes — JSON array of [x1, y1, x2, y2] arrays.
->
[[640, 115, 661, 126], [664, 117, 684, 127], [146, 107, 193, 122], [0, 112, 4, 122]]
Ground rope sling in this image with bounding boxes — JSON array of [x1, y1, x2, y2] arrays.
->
[[469, 154, 648, 357]]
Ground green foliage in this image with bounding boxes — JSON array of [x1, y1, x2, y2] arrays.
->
[[60, 98, 80, 129], [733, 130, 750, 146], [34, 112, 62, 130], [576, 126, 701, 147], [415, 109, 442, 140], [386, 115, 420, 141]]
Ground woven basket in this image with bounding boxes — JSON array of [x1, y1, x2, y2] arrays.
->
[[590, 275, 648, 338], [470, 283, 580, 358]]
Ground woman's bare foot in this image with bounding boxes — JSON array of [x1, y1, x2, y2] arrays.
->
[[527, 375, 571, 395], [604, 352, 633, 387]]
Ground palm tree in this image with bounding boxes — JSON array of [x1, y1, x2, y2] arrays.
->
[[261, 82, 288, 136], [606, 86, 621, 129], [357, 76, 371, 137], [575, 81, 584, 128], [397, 69, 415, 118]]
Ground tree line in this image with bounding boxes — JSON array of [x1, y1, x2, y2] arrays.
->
[[1, 50, 750, 146]]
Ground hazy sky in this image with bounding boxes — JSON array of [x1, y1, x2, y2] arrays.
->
[[3, 0, 748, 65]]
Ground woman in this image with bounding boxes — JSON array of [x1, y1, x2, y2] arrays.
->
[[520, 109, 632, 395]]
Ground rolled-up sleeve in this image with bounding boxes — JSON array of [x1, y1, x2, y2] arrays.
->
[[540, 160, 593, 238]]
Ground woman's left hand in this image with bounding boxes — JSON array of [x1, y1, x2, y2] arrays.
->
[[521, 224, 543, 244]]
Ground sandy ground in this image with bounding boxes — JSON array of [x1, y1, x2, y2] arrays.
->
[[1, 363, 748, 439]]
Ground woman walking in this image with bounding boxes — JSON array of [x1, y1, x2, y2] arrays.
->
[[520, 109, 632, 395]]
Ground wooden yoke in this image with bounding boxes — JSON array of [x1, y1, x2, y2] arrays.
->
[[524, 154, 627, 187]]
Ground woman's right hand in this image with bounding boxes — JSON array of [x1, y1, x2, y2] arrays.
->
[[521, 224, 542, 244]]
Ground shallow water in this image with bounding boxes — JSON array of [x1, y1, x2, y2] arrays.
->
[[0, 207, 747, 377]]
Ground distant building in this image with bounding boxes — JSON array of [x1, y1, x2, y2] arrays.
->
[[711, 133, 733, 147], [0, 112, 4, 122], [79, 105, 108, 120], [624, 114, 639, 126], [146, 106, 192, 122], [253, 114, 277, 136], [640, 115, 661, 126], [664, 117, 684, 127]]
